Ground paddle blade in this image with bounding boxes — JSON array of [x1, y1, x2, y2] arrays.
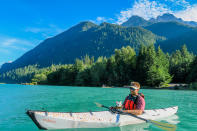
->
[[150, 120, 177, 131], [95, 102, 103, 107]]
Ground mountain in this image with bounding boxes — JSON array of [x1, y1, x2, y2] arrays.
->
[[150, 13, 182, 23], [0, 22, 162, 73], [151, 13, 197, 27], [144, 22, 194, 39], [156, 28, 197, 53], [121, 15, 153, 27], [122, 13, 197, 27], [144, 21, 197, 53], [122, 14, 197, 53]]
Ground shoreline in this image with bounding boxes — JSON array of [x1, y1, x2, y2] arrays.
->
[[24, 83, 195, 90], [2, 83, 196, 90]]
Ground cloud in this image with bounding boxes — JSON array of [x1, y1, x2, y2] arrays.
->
[[25, 27, 44, 33], [96, 17, 107, 22], [174, 4, 197, 22], [116, 0, 197, 24], [95, 0, 173, 24], [1, 38, 34, 47], [93, 17, 115, 24], [0, 36, 34, 54], [116, 0, 171, 24], [165, 0, 189, 7], [25, 24, 64, 38]]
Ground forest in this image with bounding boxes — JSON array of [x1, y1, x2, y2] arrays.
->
[[1, 44, 197, 89]]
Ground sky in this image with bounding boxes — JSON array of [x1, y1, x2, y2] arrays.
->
[[0, 0, 197, 66]]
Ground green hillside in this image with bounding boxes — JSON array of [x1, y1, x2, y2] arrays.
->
[[0, 22, 161, 73]]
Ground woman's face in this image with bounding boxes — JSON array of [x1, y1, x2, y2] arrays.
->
[[130, 88, 139, 96]]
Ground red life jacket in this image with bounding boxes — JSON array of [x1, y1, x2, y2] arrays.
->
[[123, 93, 144, 110], [124, 98, 136, 110]]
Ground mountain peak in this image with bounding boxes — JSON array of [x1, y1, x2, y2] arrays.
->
[[60, 21, 98, 36], [160, 13, 176, 18], [122, 15, 151, 27], [78, 21, 96, 26], [129, 15, 145, 20], [157, 13, 182, 22], [75, 21, 97, 31]]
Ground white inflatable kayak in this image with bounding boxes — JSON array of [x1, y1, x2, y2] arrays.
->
[[26, 106, 178, 130]]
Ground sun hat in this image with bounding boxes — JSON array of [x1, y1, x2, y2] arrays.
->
[[129, 82, 140, 90]]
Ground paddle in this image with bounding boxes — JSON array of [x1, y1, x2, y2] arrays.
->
[[95, 102, 177, 131]]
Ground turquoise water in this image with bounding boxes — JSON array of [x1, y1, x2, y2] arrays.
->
[[0, 84, 197, 131]]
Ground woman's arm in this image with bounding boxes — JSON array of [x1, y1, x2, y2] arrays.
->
[[122, 109, 143, 115]]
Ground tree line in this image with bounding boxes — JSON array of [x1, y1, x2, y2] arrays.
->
[[0, 44, 197, 88]]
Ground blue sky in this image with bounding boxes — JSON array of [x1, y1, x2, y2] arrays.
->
[[0, 0, 197, 66]]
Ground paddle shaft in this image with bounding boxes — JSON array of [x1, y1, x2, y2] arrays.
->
[[101, 105, 149, 122]]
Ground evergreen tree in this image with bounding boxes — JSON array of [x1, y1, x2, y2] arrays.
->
[[75, 67, 92, 86], [137, 45, 172, 87], [186, 56, 197, 82], [90, 57, 108, 86], [136, 44, 148, 83], [114, 46, 136, 86], [146, 46, 172, 86], [105, 55, 117, 86], [1, 44, 195, 87], [169, 45, 194, 83]]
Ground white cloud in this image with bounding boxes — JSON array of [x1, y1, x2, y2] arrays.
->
[[165, 0, 189, 7], [0, 36, 34, 54], [96, 17, 107, 22], [25, 24, 64, 38], [174, 4, 197, 22], [116, 0, 171, 24], [116, 0, 197, 24], [1, 38, 34, 47], [94, 17, 115, 24], [25, 27, 44, 33]]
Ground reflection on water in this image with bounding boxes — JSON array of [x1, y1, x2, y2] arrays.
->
[[163, 115, 180, 125], [120, 123, 150, 131], [53, 123, 150, 131]]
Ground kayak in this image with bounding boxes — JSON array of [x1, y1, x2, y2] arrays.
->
[[26, 106, 178, 130]]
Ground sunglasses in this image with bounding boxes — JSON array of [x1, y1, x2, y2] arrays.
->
[[130, 88, 137, 91]]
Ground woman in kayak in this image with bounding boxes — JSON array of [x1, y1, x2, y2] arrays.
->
[[122, 82, 145, 115], [111, 82, 145, 115]]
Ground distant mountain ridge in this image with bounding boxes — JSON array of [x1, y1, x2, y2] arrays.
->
[[144, 21, 197, 53], [144, 22, 195, 39], [0, 22, 161, 73], [122, 13, 197, 27], [156, 28, 197, 53]]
